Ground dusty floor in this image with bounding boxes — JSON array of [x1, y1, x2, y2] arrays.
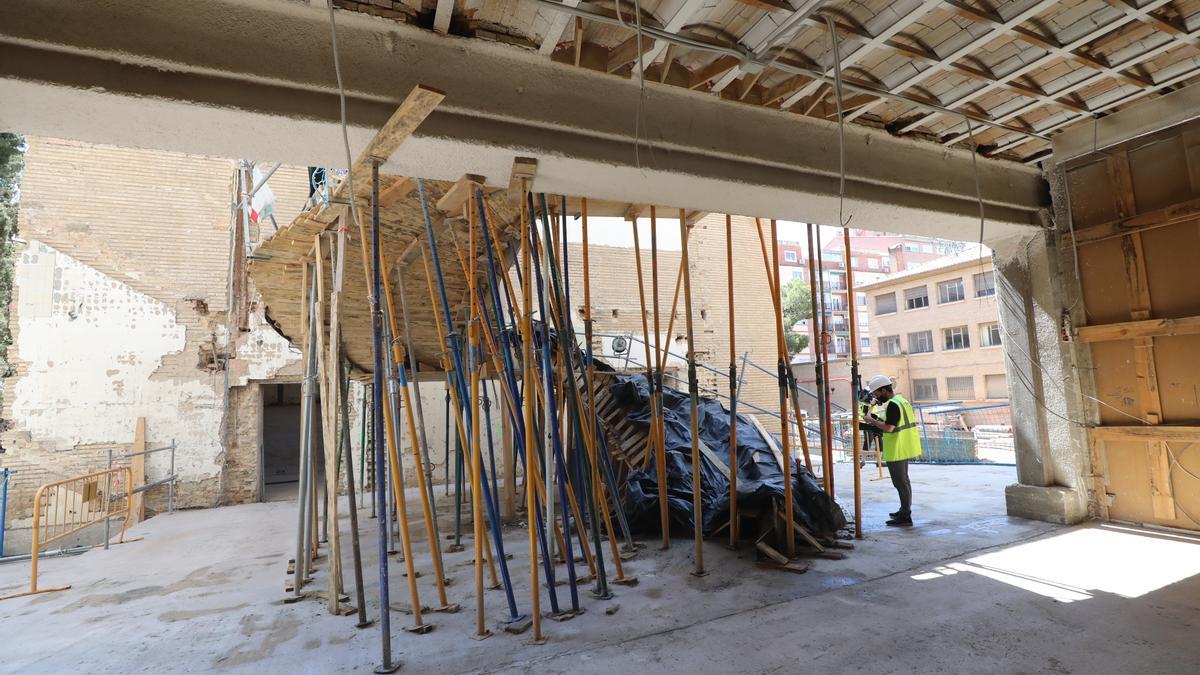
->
[[2, 464, 1198, 673]]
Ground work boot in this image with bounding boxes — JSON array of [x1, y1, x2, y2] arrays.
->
[[886, 515, 913, 527]]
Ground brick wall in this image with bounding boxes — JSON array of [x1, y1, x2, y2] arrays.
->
[[1, 138, 306, 532]]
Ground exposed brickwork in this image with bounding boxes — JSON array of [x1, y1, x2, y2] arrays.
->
[[1, 138, 306, 532]]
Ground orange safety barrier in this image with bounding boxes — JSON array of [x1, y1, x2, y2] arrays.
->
[[0, 466, 132, 600]]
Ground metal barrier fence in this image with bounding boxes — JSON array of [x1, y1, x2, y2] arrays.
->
[[0, 466, 132, 599], [911, 403, 1014, 464]]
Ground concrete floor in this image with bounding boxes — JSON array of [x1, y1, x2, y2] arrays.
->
[[2, 464, 1198, 673]]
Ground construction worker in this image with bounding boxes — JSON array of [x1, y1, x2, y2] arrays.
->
[[864, 374, 922, 527]]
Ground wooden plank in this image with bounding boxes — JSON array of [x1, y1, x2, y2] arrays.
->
[[436, 174, 486, 215], [606, 34, 655, 74], [130, 417, 146, 525], [1076, 315, 1200, 342], [689, 55, 739, 90], [1110, 151, 1175, 522], [697, 438, 729, 480], [1088, 426, 1200, 442], [342, 85, 445, 199], [747, 413, 787, 474], [1063, 196, 1200, 247]]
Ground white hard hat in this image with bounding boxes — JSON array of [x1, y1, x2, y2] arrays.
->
[[866, 375, 893, 393]]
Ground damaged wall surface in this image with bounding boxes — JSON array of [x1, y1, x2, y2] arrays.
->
[[0, 138, 309, 534]]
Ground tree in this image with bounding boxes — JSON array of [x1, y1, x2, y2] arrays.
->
[[0, 133, 26, 379], [781, 277, 812, 355]]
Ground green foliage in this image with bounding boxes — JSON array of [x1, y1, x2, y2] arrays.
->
[[0, 133, 26, 380], [781, 277, 812, 353]]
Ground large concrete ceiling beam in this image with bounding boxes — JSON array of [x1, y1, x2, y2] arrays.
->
[[0, 0, 1048, 239]]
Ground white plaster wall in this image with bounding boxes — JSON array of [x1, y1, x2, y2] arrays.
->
[[11, 241, 225, 483]]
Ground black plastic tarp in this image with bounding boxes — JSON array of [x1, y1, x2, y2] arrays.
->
[[613, 374, 846, 539]]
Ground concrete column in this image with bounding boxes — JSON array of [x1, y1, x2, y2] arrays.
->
[[993, 224, 1090, 524]]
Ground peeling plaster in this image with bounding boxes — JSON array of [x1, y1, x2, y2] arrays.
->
[[11, 241, 226, 483]]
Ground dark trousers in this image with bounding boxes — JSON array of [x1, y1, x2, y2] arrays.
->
[[886, 459, 912, 517]]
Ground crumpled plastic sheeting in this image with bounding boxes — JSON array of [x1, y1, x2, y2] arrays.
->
[[613, 374, 846, 538]]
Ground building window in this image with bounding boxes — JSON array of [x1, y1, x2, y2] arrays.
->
[[784, 250, 797, 262], [937, 278, 964, 304], [835, 336, 849, 353], [904, 286, 929, 310], [908, 330, 934, 354], [867, 258, 879, 269], [855, 292, 866, 306], [985, 374, 1009, 399], [823, 251, 840, 261], [878, 335, 901, 355], [946, 376, 974, 400], [974, 271, 996, 297], [981, 322, 1002, 347], [875, 293, 897, 315], [791, 270, 805, 280], [943, 325, 970, 350], [912, 378, 939, 401], [936, 245, 946, 254], [851, 257, 858, 267], [860, 337, 870, 351], [904, 243, 920, 252]]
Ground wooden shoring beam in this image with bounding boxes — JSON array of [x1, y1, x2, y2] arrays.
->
[[607, 33, 657, 73], [1090, 426, 1200, 442], [689, 55, 739, 89], [1062, 196, 1200, 247], [433, 0, 453, 34], [1108, 151, 1174, 521], [338, 85, 445, 201], [1075, 315, 1200, 343]]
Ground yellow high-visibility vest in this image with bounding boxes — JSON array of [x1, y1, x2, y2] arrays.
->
[[882, 394, 923, 462]]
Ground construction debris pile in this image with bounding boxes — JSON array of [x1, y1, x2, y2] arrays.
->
[[598, 373, 846, 558]]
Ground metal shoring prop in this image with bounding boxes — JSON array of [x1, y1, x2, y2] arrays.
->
[[519, 181, 547, 645], [465, 196, 493, 641], [369, 161, 399, 675], [763, 218, 796, 557], [725, 214, 739, 548], [679, 210, 707, 576], [581, 198, 637, 586], [418, 246, 498, 572], [360, 386, 368, 511], [814, 224, 835, 499], [392, 261, 448, 573], [629, 216, 667, 543], [444, 390, 451, 496], [379, 315, 432, 634], [534, 194, 610, 599], [338, 356, 372, 628], [478, 197, 634, 559], [559, 197, 585, 524], [534, 197, 600, 582], [806, 223, 831, 494], [751, 221, 814, 474], [649, 207, 671, 550], [380, 256, 455, 613], [418, 180, 518, 628], [288, 260, 318, 602], [529, 192, 582, 618], [475, 193, 562, 606], [843, 228, 863, 540]]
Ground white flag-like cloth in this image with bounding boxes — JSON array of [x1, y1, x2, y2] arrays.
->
[[249, 166, 276, 225]]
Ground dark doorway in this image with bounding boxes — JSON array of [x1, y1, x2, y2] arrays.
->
[[261, 383, 322, 502]]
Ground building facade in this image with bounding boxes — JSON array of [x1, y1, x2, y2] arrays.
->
[[856, 252, 1008, 406]]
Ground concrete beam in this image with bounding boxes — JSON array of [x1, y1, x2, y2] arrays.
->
[[0, 0, 1048, 238]]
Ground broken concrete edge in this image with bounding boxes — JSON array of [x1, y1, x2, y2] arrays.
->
[[1004, 483, 1089, 525]]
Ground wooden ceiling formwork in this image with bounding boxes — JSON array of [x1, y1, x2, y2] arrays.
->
[[335, 0, 1200, 165]]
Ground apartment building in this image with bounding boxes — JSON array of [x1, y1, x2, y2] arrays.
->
[[856, 251, 1008, 405]]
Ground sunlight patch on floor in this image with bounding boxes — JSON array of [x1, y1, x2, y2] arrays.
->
[[911, 524, 1200, 601]]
